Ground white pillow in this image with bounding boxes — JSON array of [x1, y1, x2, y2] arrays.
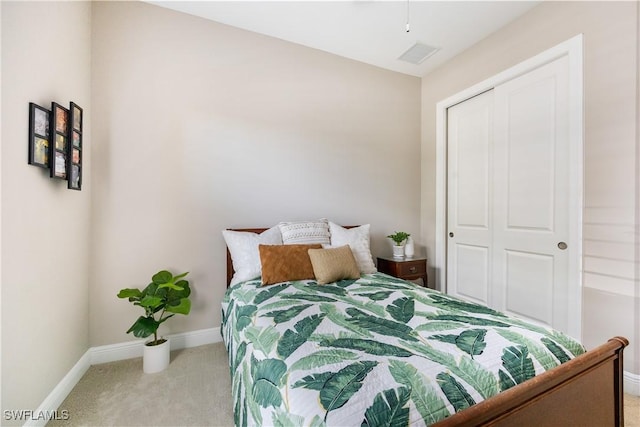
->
[[222, 226, 282, 286], [279, 219, 330, 245], [328, 222, 377, 274]]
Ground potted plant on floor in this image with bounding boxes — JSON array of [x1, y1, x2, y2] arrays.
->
[[117, 270, 191, 373], [387, 231, 410, 258]]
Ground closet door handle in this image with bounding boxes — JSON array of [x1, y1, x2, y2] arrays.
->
[[449, 232, 454, 238], [557, 242, 567, 250]]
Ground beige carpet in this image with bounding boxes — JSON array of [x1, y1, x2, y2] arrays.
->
[[48, 342, 640, 426], [48, 343, 234, 427]]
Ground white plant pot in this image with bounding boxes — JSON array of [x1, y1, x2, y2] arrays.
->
[[143, 338, 170, 374], [392, 245, 405, 258]]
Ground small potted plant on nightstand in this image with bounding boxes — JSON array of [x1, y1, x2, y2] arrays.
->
[[117, 270, 191, 373], [387, 231, 410, 258]]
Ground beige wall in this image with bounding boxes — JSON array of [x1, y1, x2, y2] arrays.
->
[[89, 1, 421, 346], [1, 1, 92, 420], [420, 1, 639, 374]]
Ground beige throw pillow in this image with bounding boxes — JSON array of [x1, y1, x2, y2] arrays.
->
[[308, 245, 360, 285]]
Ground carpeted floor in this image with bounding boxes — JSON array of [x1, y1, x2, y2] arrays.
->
[[48, 343, 234, 427], [49, 342, 640, 426]]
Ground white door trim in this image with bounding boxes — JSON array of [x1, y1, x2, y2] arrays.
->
[[434, 34, 584, 340]]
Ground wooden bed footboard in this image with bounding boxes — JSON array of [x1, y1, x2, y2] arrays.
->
[[433, 336, 629, 427]]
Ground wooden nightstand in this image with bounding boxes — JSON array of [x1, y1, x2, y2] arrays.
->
[[377, 256, 429, 288]]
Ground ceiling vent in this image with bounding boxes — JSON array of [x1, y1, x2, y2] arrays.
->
[[398, 42, 439, 65]]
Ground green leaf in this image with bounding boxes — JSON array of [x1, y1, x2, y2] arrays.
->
[[290, 349, 359, 371], [152, 270, 173, 284], [139, 295, 163, 309], [432, 329, 487, 358], [272, 410, 305, 427], [345, 308, 417, 341], [293, 371, 334, 391], [403, 341, 498, 399], [243, 363, 263, 425], [281, 294, 337, 303], [386, 297, 414, 323], [241, 399, 248, 427], [425, 314, 511, 328], [499, 370, 516, 391], [232, 341, 247, 374], [157, 281, 184, 291], [117, 288, 142, 299], [126, 315, 158, 338], [254, 283, 288, 305], [277, 314, 325, 358], [236, 305, 258, 331], [244, 326, 280, 356], [162, 279, 188, 293], [173, 271, 189, 281], [264, 304, 312, 324], [496, 330, 557, 370], [251, 356, 287, 408], [415, 321, 463, 332], [141, 282, 159, 297], [234, 377, 243, 427], [361, 387, 411, 427], [549, 330, 585, 357], [222, 299, 235, 325], [312, 285, 347, 296], [437, 372, 476, 412], [388, 360, 449, 424], [356, 291, 392, 301], [320, 338, 412, 357], [318, 303, 373, 338], [541, 337, 571, 364], [499, 346, 536, 391], [309, 415, 326, 427], [165, 298, 191, 315], [428, 293, 505, 316], [457, 356, 499, 399], [319, 361, 378, 416], [333, 279, 358, 288]]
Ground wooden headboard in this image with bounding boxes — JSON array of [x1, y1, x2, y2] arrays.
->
[[225, 226, 358, 287]]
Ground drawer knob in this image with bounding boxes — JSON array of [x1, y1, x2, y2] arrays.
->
[[409, 266, 417, 273]]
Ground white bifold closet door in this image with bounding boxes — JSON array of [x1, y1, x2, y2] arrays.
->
[[447, 56, 571, 334]]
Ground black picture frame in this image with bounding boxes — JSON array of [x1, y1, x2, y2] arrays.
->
[[50, 102, 69, 180], [28, 103, 50, 168], [68, 102, 83, 190]]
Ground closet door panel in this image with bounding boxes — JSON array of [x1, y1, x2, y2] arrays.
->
[[446, 91, 493, 306]]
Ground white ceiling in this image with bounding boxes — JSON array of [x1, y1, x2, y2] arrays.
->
[[148, 1, 540, 77]]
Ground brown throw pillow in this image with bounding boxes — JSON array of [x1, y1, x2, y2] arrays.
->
[[308, 245, 361, 285], [259, 244, 322, 285]]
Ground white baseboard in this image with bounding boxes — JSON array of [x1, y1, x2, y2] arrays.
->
[[625, 370, 640, 396], [90, 326, 222, 365], [25, 327, 222, 427], [24, 351, 91, 427]]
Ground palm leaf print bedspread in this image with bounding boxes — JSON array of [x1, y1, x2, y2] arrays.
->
[[221, 273, 584, 426]]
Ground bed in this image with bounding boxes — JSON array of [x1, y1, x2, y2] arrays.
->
[[222, 226, 628, 427]]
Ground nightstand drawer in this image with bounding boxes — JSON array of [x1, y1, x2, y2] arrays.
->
[[398, 260, 426, 276]]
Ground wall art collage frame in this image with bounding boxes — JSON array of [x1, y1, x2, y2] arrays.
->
[[28, 101, 83, 191]]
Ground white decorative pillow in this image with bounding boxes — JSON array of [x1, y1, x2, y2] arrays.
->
[[328, 222, 377, 274], [222, 226, 283, 286], [279, 219, 330, 245]]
